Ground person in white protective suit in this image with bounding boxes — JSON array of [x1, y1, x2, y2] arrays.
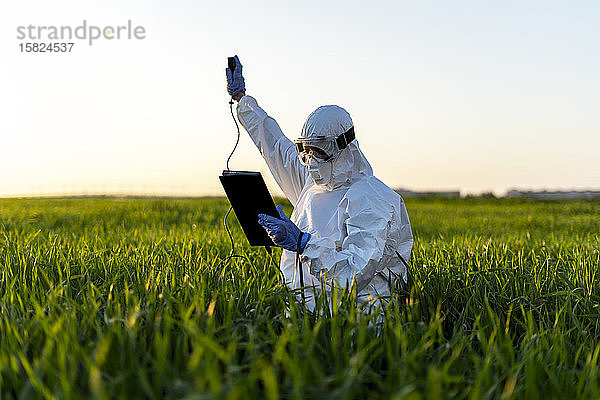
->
[[226, 56, 413, 310]]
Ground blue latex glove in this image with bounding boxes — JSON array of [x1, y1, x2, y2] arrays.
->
[[258, 205, 311, 253], [226, 55, 245, 96]]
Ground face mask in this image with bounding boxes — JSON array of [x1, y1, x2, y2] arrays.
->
[[308, 158, 333, 187]]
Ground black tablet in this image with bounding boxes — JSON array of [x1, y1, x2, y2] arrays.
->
[[219, 170, 279, 247]]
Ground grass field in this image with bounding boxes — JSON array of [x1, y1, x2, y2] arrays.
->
[[0, 197, 599, 399]]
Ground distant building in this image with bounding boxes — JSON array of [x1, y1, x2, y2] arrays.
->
[[507, 189, 600, 200], [395, 189, 461, 198], [393, 188, 600, 200]]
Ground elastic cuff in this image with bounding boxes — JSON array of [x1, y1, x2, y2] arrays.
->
[[299, 232, 311, 254]]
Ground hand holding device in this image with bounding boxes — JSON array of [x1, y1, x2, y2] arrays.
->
[[258, 205, 311, 253], [226, 55, 245, 97]]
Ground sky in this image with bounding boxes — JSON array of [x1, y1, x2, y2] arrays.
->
[[1, 0, 598, 197]]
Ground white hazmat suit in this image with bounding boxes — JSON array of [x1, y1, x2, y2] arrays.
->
[[237, 96, 413, 310]]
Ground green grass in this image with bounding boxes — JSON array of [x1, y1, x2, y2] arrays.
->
[[0, 197, 599, 399]]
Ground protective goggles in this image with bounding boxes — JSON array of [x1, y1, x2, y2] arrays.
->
[[294, 126, 355, 165]]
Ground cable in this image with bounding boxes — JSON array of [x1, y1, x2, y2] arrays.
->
[[219, 97, 275, 276], [217, 99, 251, 270], [295, 252, 305, 307], [295, 234, 306, 306], [226, 100, 241, 171], [224, 205, 235, 257], [216, 205, 249, 268]]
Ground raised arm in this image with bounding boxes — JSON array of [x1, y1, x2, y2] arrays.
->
[[235, 95, 309, 206], [226, 56, 308, 205]]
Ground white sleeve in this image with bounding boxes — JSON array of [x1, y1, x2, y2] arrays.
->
[[300, 196, 396, 293], [236, 95, 309, 207]]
